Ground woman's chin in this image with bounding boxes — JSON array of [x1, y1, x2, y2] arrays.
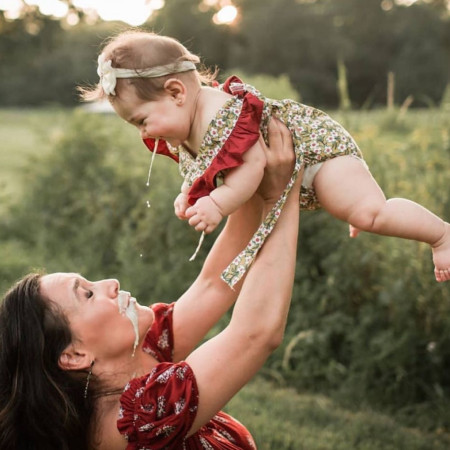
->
[[137, 304, 155, 327]]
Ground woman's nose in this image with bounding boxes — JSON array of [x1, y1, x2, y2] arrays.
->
[[102, 279, 119, 298]]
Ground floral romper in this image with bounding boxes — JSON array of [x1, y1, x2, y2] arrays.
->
[[117, 302, 257, 449], [143, 76, 364, 288]]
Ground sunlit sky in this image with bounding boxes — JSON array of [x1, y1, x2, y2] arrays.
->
[[0, 0, 436, 26], [0, 0, 239, 26]]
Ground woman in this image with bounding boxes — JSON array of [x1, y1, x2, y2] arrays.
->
[[0, 120, 300, 449]]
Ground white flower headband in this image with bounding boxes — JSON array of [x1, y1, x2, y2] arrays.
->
[[97, 53, 197, 96]]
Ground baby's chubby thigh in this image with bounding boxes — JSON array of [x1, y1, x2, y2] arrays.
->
[[312, 155, 386, 226]]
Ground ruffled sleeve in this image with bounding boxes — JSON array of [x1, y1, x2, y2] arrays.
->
[[118, 362, 199, 449], [143, 302, 175, 363], [187, 84, 264, 205]]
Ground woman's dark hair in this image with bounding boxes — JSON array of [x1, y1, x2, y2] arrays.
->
[[0, 273, 96, 450]]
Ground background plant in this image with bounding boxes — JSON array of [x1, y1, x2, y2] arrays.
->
[[1, 100, 449, 431]]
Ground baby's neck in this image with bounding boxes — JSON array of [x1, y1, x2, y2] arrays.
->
[[183, 86, 232, 156]]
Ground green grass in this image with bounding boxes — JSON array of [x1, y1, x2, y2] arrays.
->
[[0, 108, 69, 211], [0, 107, 141, 212], [226, 377, 450, 450]]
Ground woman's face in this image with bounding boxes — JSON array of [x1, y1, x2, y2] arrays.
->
[[39, 273, 154, 361]]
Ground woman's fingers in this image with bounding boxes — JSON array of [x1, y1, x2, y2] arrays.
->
[[257, 118, 294, 202], [266, 118, 293, 166]]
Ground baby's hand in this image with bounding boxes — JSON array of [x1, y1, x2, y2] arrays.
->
[[185, 196, 224, 234], [174, 193, 189, 220]]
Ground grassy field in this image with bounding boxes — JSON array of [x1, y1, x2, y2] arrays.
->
[[0, 108, 71, 212], [1, 107, 450, 449], [226, 378, 450, 450]]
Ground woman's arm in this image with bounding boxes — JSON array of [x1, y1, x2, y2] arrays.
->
[[185, 123, 301, 434], [172, 120, 294, 362], [187, 143, 266, 233]]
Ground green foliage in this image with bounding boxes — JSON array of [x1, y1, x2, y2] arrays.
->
[[0, 0, 449, 108], [1, 109, 207, 301], [267, 108, 450, 429], [1, 108, 449, 432], [231, 0, 449, 107], [0, 13, 121, 106], [0, 108, 69, 213], [221, 69, 301, 101]]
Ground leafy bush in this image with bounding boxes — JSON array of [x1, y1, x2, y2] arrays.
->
[[3, 110, 207, 301], [222, 70, 301, 101], [269, 109, 450, 429]]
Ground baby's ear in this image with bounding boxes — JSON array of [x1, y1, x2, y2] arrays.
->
[[163, 78, 186, 103]]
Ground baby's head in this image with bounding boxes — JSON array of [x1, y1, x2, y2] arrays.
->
[[80, 30, 214, 103]]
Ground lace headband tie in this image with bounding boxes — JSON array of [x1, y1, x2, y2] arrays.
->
[[97, 54, 197, 96]]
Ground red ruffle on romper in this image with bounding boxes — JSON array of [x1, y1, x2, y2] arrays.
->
[[141, 77, 264, 207], [187, 78, 263, 205]]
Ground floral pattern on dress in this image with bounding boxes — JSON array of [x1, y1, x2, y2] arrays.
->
[[174, 78, 364, 288], [117, 302, 257, 449], [178, 97, 244, 188], [142, 303, 174, 362]]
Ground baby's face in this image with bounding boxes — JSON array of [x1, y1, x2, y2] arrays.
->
[[113, 84, 192, 147]]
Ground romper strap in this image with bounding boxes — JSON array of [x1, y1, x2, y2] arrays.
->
[[221, 161, 304, 288]]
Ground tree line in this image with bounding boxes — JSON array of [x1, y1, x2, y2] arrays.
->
[[0, 0, 449, 108]]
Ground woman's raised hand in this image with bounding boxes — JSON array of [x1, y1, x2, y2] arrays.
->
[[257, 118, 295, 204]]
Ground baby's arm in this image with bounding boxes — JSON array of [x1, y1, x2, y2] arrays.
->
[[187, 139, 267, 233], [174, 181, 190, 220]]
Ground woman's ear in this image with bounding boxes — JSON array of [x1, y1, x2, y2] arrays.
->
[[58, 344, 92, 371], [163, 78, 186, 104]]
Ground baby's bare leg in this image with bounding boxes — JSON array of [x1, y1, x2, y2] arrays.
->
[[313, 155, 450, 282]]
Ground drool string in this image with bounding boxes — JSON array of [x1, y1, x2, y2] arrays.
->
[[145, 138, 159, 208], [189, 231, 205, 261]]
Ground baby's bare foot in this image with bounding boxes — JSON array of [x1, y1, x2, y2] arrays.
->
[[432, 222, 450, 282]]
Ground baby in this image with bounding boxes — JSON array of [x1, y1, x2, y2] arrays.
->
[[81, 30, 450, 288]]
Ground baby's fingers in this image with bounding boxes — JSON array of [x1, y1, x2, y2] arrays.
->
[[188, 215, 207, 232], [185, 205, 197, 219], [174, 204, 188, 220]]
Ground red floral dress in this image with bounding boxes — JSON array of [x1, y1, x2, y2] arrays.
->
[[117, 302, 257, 450]]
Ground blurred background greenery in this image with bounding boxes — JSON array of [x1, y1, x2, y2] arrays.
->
[[1, 0, 450, 448], [0, 0, 449, 108]]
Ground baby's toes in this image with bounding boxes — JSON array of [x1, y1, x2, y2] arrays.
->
[[435, 268, 450, 283]]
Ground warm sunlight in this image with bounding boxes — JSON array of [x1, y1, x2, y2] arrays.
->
[[0, 0, 166, 25], [213, 4, 238, 25], [25, 0, 68, 17], [73, 0, 164, 25]]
